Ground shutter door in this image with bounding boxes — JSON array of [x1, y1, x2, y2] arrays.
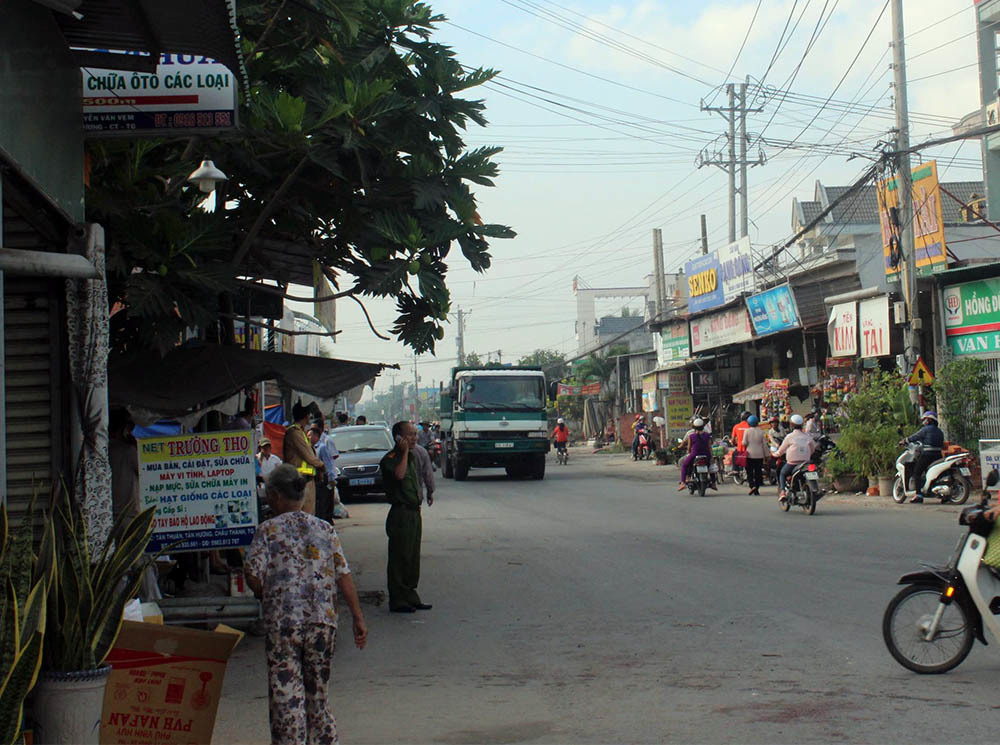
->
[[4, 276, 59, 524]]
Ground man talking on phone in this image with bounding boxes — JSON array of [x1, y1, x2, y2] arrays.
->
[[381, 421, 432, 613]]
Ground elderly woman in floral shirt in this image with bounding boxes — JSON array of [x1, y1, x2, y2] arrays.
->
[[246, 464, 368, 745]]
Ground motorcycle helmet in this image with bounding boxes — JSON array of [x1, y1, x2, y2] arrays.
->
[[789, 413, 804, 427], [692, 418, 705, 430], [921, 410, 938, 422], [557, 417, 565, 424], [635, 414, 643, 421], [747, 415, 759, 426]]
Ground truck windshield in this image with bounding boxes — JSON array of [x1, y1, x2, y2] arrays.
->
[[459, 376, 544, 410]]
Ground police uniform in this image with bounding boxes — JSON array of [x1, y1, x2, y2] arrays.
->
[[281, 423, 323, 514], [381, 449, 424, 610]]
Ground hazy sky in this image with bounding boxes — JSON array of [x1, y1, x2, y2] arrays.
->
[[298, 0, 983, 395]]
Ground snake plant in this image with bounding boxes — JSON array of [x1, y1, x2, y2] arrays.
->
[[42, 487, 156, 673], [0, 503, 56, 745]]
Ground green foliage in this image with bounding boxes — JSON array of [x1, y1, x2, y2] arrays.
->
[[837, 371, 908, 476], [574, 352, 615, 385], [43, 488, 156, 672], [517, 349, 567, 381], [0, 503, 55, 745], [87, 0, 513, 355], [462, 352, 483, 368], [555, 394, 583, 422], [936, 357, 990, 453]]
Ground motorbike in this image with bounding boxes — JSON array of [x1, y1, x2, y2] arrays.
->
[[634, 430, 652, 461], [891, 442, 973, 505], [686, 454, 717, 497], [428, 439, 442, 470], [777, 435, 836, 516], [883, 470, 1000, 674], [555, 442, 569, 465], [764, 453, 782, 486]]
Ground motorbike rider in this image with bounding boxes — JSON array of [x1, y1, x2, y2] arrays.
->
[[804, 410, 822, 441], [730, 411, 751, 454], [632, 414, 648, 460], [766, 415, 785, 450], [775, 413, 816, 503], [552, 417, 569, 456], [678, 417, 716, 492], [900, 410, 944, 504]]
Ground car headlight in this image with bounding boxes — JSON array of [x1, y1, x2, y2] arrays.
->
[[458, 431, 479, 438], [527, 431, 548, 438]]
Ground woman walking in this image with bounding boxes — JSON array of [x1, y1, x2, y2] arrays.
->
[[741, 415, 767, 496], [246, 464, 368, 744]]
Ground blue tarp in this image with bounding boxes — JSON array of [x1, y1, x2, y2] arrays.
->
[[134, 420, 182, 439], [264, 404, 285, 424]]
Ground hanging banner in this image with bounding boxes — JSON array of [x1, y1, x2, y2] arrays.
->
[[943, 277, 1000, 356], [745, 284, 801, 336], [83, 54, 238, 135], [828, 301, 857, 357], [877, 160, 948, 278], [659, 322, 690, 366], [139, 431, 258, 553], [858, 295, 891, 358], [557, 383, 582, 396], [581, 382, 602, 395], [685, 252, 723, 313], [666, 393, 694, 438], [690, 305, 754, 352]]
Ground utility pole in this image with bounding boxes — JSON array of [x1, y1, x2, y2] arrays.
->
[[651, 228, 666, 319], [891, 0, 920, 373], [413, 355, 420, 420], [698, 82, 766, 242], [455, 307, 465, 366], [700, 214, 709, 254]]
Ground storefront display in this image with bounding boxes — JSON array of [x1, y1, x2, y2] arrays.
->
[[760, 379, 790, 419]]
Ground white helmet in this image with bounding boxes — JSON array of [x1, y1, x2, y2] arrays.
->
[[790, 413, 804, 427], [557, 417, 564, 424], [692, 418, 705, 429]]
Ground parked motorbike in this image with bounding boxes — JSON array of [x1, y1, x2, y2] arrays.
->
[[891, 442, 973, 505], [883, 470, 1000, 674], [686, 454, 716, 497], [635, 430, 652, 461]]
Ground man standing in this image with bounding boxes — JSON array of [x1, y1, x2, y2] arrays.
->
[[411, 441, 436, 507], [257, 438, 282, 478], [282, 401, 325, 515], [381, 421, 431, 613], [310, 425, 338, 522]]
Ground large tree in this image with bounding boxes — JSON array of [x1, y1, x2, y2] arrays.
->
[[88, 0, 513, 355]]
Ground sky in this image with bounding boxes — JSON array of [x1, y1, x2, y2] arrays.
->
[[295, 0, 984, 397]]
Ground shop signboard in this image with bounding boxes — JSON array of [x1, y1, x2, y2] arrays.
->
[[667, 370, 688, 392], [557, 383, 581, 396], [718, 236, 754, 301], [980, 440, 1000, 489], [943, 277, 1000, 356], [685, 252, 723, 313], [138, 431, 258, 552], [690, 371, 720, 394], [659, 321, 690, 365], [666, 393, 694, 438], [690, 305, 754, 353], [581, 382, 601, 395], [83, 53, 238, 135], [877, 160, 948, 278], [858, 295, 891, 358], [642, 371, 659, 412], [828, 301, 857, 357], [745, 284, 800, 337]]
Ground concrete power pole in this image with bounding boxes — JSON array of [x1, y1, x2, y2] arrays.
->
[[698, 83, 765, 243], [652, 228, 666, 320], [700, 214, 709, 254], [413, 355, 419, 418], [891, 0, 920, 371], [456, 307, 465, 366]]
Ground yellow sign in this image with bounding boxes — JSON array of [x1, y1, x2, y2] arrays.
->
[[907, 357, 934, 386], [876, 160, 948, 278], [687, 267, 718, 297]]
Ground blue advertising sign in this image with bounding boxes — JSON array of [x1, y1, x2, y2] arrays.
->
[[685, 252, 724, 313], [746, 284, 801, 337]]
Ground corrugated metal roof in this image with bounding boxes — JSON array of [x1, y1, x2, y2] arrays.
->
[[791, 274, 862, 329], [597, 315, 646, 335]]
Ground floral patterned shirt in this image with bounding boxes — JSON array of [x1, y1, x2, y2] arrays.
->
[[245, 510, 350, 629]]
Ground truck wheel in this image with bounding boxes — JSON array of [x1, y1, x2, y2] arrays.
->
[[532, 454, 545, 480], [443, 449, 454, 479], [455, 458, 470, 481]]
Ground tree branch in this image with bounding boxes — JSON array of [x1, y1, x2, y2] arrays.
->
[[232, 154, 311, 267], [237, 279, 360, 303], [349, 295, 390, 340]]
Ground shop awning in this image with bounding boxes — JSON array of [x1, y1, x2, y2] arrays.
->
[[109, 343, 396, 417], [731, 381, 767, 404]]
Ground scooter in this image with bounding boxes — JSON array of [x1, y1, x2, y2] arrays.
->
[[686, 454, 716, 497], [883, 470, 1000, 674], [428, 439, 442, 470], [555, 442, 569, 465], [777, 436, 835, 516], [635, 431, 652, 461], [891, 442, 973, 505]]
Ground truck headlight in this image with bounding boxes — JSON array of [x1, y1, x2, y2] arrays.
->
[[527, 431, 548, 438]]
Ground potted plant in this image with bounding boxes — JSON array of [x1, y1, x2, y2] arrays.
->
[[824, 449, 867, 494], [837, 421, 899, 496], [0, 505, 55, 745], [31, 487, 155, 745]]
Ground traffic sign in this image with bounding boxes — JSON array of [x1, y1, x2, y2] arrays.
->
[[908, 356, 934, 386]]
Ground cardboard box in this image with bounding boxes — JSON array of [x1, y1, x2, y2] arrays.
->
[[141, 602, 164, 625], [101, 621, 239, 745]]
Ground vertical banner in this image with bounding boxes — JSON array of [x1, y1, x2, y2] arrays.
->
[[828, 301, 857, 357], [858, 295, 891, 358], [139, 431, 258, 552], [877, 160, 948, 278]]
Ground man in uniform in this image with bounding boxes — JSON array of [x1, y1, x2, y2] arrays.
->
[[381, 420, 432, 614], [281, 400, 325, 515]]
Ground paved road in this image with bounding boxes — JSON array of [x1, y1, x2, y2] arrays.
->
[[215, 449, 1000, 744]]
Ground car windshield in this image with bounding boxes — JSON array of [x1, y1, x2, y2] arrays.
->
[[330, 429, 393, 452], [459, 376, 544, 410]]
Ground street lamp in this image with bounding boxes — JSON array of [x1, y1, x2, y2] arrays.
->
[[187, 159, 228, 193]]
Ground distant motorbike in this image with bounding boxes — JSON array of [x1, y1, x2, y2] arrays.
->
[[686, 454, 716, 497], [635, 431, 652, 461], [555, 442, 569, 465], [883, 470, 1000, 674], [777, 436, 835, 516], [429, 439, 442, 470], [892, 442, 972, 505]]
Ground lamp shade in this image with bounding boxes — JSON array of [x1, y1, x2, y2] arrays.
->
[[187, 160, 228, 193]]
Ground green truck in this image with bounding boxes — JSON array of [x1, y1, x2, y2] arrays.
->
[[440, 366, 550, 481]]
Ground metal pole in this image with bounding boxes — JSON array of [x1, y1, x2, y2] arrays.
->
[[727, 84, 736, 243], [700, 214, 709, 254], [739, 82, 749, 239], [892, 0, 920, 368]]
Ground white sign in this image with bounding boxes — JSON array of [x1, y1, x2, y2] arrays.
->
[[690, 306, 754, 353], [718, 236, 754, 302], [981, 440, 1000, 490], [83, 53, 237, 135], [859, 295, 891, 358], [828, 301, 857, 357]]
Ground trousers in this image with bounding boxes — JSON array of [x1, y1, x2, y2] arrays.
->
[[265, 623, 338, 745], [386, 505, 422, 608], [746, 458, 763, 490]]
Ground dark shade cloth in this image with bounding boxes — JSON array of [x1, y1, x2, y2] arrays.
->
[[109, 343, 391, 418]]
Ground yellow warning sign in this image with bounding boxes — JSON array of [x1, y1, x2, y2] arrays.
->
[[908, 357, 934, 386]]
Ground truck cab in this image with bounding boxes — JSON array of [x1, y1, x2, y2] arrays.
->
[[441, 367, 549, 481]]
